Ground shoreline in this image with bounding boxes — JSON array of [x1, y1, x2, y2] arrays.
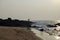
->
[[0, 26, 42, 40]]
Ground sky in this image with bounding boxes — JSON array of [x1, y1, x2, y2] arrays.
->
[[0, 0, 60, 20]]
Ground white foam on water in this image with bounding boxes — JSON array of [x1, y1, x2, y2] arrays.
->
[[31, 28, 60, 40], [54, 36, 60, 39]]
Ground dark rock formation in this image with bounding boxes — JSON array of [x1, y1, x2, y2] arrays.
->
[[0, 18, 33, 27], [39, 29, 44, 31], [46, 24, 57, 27], [55, 23, 60, 26]]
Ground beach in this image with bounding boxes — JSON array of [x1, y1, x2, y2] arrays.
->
[[0, 26, 42, 40]]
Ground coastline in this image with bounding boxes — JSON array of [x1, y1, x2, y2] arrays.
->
[[0, 26, 42, 40]]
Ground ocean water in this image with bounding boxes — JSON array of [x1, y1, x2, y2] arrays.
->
[[31, 28, 60, 40], [31, 20, 60, 40], [32, 20, 56, 25]]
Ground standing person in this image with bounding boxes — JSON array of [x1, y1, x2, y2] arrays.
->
[[27, 19, 31, 30]]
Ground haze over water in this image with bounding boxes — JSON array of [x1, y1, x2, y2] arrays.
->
[[0, 0, 60, 20]]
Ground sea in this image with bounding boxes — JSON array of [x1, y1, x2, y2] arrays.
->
[[31, 20, 60, 40], [31, 28, 60, 40]]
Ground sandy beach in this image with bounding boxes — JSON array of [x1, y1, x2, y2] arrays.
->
[[0, 26, 42, 40]]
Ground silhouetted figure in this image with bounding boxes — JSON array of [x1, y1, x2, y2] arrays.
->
[[27, 19, 31, 30]]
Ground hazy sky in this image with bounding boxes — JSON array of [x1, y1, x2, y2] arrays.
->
[[0, 0, 60, 20]]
